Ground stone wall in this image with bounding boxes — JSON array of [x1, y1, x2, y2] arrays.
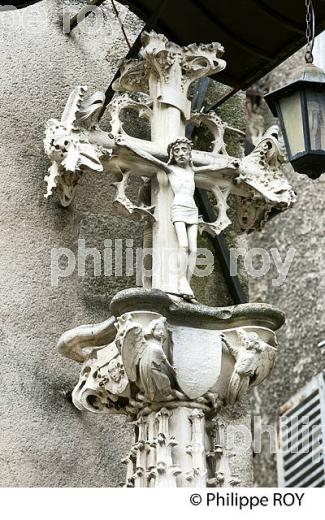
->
[[0, 0, 143, 487], [0, 1, 251, 486]]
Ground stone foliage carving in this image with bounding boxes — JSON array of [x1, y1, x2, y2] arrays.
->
[[111, 170, 155, 222], [198, 186, 232, 237], [44, 86, 113, 206], [114, 32, 226, 119], [190, 111, 228, 156], [236, 125, 296, 230], [106, 91, 152, 137], [72, 341, 133, 415]]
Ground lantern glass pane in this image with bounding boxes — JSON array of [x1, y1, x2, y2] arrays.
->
[[306, 89, 325, 151], [279, 91, 305, 156]]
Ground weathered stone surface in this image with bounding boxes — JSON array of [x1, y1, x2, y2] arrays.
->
[[0, 0, 140, 487], [78, 214, 145, 306], [110, 288, 284, 330]]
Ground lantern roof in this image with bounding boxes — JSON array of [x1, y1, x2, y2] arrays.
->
[[265, 63, 325, 116]]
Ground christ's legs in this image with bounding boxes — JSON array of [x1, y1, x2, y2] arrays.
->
[[174, 221, 188, 250], [173, 221, 193, 296], [187, 224, 198, 282]]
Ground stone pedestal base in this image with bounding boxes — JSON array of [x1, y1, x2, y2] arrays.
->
[[57, 289, 284, 488]]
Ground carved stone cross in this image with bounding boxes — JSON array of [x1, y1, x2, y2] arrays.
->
[[44, 31, 295, 488], [44, 31, 295, 301]]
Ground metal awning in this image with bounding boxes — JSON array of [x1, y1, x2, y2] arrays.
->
[[117, 0, 325, 89], [7, 1, 41, 7]]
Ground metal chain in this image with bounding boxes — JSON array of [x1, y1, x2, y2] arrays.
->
[[111, 0, 132, 50], [305, 0, 315, 63]]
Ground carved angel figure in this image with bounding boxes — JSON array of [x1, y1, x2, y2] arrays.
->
[[223, 331, 276, 404], [121, 317, 176, 401]]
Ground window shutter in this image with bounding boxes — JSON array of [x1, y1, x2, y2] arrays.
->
[[276, 372, 325, 487]]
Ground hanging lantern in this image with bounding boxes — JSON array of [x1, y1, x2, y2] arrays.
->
[[264, 0, 325, 179]]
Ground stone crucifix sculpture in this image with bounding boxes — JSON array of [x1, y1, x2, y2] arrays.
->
[[44, 31, 295, 487], [116, 135, 225, 300], [44, 31, 294, 301]]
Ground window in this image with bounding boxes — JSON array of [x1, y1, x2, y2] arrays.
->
[[276, 372, 325, 487]]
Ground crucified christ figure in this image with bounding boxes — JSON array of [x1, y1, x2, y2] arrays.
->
[[116, 136, 217, 301]]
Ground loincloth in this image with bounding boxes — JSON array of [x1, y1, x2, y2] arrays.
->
[[171, 204, 198, 225]]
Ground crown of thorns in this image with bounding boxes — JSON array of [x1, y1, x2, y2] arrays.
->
[[167, 138, 193, 158]]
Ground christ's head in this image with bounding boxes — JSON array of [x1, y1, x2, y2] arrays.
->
[[167, 138, 192, 167]]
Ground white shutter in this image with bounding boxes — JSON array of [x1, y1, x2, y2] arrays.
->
[[276, 372, 325, 487]]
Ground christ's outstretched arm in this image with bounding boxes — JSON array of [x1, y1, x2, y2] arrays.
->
[[116, 137, 171, 174], [194, 163, 220, 174]]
